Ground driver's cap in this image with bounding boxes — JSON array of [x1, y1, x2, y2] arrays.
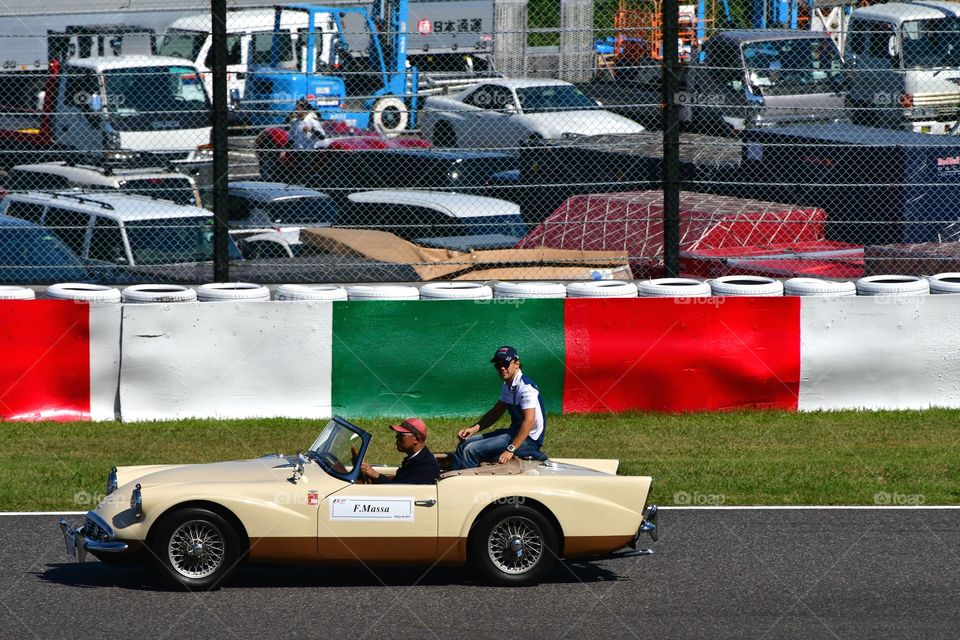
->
[[390, 418, 428, 440]]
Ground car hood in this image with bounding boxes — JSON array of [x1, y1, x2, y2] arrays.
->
[[116, 455, 301, 488], [519, 110, 645, 136]]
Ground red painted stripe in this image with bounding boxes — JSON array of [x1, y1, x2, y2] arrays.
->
[[563, 298, 801, 413], [0, 301, 90, 421]]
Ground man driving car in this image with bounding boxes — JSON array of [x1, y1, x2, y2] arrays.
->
[[360, 418, 440, 484]]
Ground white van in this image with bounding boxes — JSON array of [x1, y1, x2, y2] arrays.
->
[[157, 9, 337, 120]]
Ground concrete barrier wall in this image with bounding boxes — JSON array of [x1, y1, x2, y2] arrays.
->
[[1, 296, 958, 421]]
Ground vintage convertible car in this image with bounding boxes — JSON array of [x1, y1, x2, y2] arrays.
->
[[59, 416, 657, 589]]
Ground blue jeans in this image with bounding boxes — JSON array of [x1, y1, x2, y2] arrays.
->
[[451, 428, 542, 470]]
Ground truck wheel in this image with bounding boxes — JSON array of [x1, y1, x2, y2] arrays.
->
[[469, 504, 558, 587], [150, 508, 241, 591], [372, 97, 408, 134]]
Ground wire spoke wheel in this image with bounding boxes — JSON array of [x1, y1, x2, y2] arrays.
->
[[486, 515, 544, 575], [167, 519, 226, 579]]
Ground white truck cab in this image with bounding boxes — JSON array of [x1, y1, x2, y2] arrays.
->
[[845, 0, 960, 134], [157, 9, 336, 117], [54, 55, 212, 165]]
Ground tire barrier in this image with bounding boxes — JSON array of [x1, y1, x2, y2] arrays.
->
[[346, 285, 420, 300], [46, 283, 122, 304], [927, 273, 960, 295], [565, 281, 638, 298], [636, 278, 712, 298], [783, 278, 857, 297], [493, 281, 566, 299], [275, 284, 348, 301], [121, 285, 198, 304], [197, 283, 272, 302], [855, 275, 930, 297], [709, 276, 784, 297], [419, 282, 493, 300], [0, 286, 35, 300]]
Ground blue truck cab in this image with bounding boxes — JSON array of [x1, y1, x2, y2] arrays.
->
[[245, 1, 417, 132]]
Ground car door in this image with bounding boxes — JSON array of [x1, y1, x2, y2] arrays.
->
[[317, 482, 439, 562], [462, 84, 520, 149]]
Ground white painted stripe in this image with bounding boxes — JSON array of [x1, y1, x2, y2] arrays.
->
[[89, 304, 122, 421], [119, 300, 333, 420], [1, 511, 86, 516], [799, 296, 960, 411]]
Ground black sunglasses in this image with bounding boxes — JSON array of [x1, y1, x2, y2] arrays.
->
[[492, 359, 515, 369]]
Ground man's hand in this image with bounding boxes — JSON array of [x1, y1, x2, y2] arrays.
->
[[359, 461, 379, 480], [498, 450, 515, 465], [457, 425, 480, 441]]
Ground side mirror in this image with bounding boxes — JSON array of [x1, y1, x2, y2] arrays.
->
[[87, 93, 102, 112], [888, 35, 899, 58], [229, 88, 241, 108]]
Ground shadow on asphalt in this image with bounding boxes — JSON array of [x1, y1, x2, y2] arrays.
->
[[38, 558, 627, 591]]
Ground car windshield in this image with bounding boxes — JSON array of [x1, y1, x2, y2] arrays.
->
[[901, 18, 960, 68], [264, 197, 338, 225], [742, 38, 842, 96], [157, 29, 207, 62], [515, 85, 598, 113], [124, 216, 241, 265], [103, 65, 209, 115], [308, 418, 369, 480]]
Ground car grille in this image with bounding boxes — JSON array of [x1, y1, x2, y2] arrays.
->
[[84, 516, 112, 542]]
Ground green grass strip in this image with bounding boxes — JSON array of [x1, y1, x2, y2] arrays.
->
[[3, 409, 958, 511]]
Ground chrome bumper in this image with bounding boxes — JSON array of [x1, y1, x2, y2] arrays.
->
[[633, 504, 658, 546], [58, 511, 128, 562]]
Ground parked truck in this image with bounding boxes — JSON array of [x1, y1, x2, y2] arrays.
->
[[0, 48, 212, 170], [844, 0, 960, 134], [243, 0, 419, 133], [680, 29, 847, 135]]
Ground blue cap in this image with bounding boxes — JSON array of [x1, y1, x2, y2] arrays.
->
[[491, 346, 519, 364]]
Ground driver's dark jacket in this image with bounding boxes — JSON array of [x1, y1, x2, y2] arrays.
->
[[374, 446, 440, 484]]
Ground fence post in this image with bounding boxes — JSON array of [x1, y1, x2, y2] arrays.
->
[[559, 0, 594, 82], [493, 0, 528, 76], [211, 0, 230, 282], [661, 0, 681, 277]]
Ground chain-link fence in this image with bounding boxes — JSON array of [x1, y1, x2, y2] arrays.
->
[[2, 0, 960, 287]]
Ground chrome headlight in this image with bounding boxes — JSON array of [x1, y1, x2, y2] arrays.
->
[[131, 483, 142, 519], [105, 467, 118, 495]]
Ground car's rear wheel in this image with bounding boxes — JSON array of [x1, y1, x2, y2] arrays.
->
[[151, 508, 240, 591], [469, 504, 558, 586]]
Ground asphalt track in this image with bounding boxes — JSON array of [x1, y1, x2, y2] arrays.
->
[[2, 508, 958, 640]]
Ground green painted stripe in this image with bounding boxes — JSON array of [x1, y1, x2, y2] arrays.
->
[[332, 299, 565, 418]]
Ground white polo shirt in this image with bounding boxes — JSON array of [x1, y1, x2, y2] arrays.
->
[[499, 369, 546, 443]]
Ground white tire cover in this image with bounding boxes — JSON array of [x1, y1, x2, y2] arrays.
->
[[347, 285, 420, 300], [783, 278, 856, 297], [275, 284, 348, 301], [0, 286, 36, 300], [636, 278, 711, 298], [855, 275, 929, 297], [710, 276, 783, 297], [122, 284, 197, 304], [565, 281, 638, 298], [371, 96, 409, 133], [928, 273, 960, 295], [46, 283, 121, 303], [419, 282, 493, 300], [197, 282, 271, 302], [493, 281, 566, 299]]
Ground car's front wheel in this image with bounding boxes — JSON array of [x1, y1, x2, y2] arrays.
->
[[469, 504, 558, 586], [151, 508, 241, 591]]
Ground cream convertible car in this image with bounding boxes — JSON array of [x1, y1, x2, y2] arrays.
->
[[59, 417, 657, 589]]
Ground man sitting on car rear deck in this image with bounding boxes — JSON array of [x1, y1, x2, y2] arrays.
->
[[359, 418, 440, 484], [450, 346, 547, 469]]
